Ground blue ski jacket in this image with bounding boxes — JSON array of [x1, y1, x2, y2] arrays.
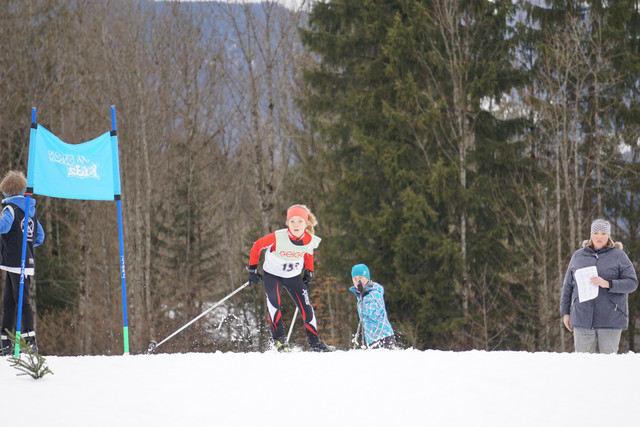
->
[[349, 281, 394, 346], [0, 195, 45, 276], [0, 195, 45, 245]]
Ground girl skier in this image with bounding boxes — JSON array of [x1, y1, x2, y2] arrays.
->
[[247, 204, 333, 352]]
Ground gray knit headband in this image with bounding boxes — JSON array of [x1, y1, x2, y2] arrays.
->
[[590, 219, 611, 236]]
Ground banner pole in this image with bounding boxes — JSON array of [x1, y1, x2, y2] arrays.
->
[[111, 106, 130, 355], [14, 108, 37, 357], [13, 194, 31, 358]]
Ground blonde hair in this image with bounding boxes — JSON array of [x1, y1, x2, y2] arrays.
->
[[287, 204, 318, 234], [0, 171, 27, 196]]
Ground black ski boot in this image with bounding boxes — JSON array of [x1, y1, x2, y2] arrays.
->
[[274, 336, 290, 353], [307, 337, 335, 352], [24, 334, 38, 354], [0, 335, 12, 356]]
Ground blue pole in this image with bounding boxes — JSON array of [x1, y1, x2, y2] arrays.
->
[[13, 195, 31, 358], [116, 200, 129, 355], [111, 106, 130, 355], [14, 108, 37, 357]]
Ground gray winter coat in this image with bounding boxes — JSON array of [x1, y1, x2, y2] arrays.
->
[[560, 241, 638, 330]]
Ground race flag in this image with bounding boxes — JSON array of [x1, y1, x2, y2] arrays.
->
[[19, 107, 130, 355], [26, 125, 121, 200]]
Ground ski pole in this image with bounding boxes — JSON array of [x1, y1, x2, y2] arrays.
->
[[286, 307, 298, 342], [352, 319, 362, 349], [147, 281, 250, 353]]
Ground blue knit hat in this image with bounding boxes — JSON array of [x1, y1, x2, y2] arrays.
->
[[351, 263, 370, 279]]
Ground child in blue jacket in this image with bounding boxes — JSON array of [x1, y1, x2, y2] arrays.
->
[[349, 264, 396, 349], [0, 171, 45, 355]]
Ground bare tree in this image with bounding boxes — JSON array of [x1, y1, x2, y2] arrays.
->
[[516, 13, 620, 351], [217, 1, 306, 234]]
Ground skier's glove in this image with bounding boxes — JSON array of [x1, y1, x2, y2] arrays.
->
[[355, 281, 369, 296], [302, 269, 314, 287], [247, 265, 262, 285]]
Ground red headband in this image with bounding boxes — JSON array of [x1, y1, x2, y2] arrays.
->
[[287, 206, 308, 222]]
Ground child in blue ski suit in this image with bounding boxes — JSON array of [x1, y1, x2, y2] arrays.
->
[[0, 171, 45, 355], [349, 264, 395, 349]]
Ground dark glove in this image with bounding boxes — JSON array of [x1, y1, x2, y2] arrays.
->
[[355, 280, 369, 296], [247, 265, 262, 285], [302, 269, 314, 287]]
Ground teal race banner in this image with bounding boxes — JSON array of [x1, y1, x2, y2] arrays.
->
[[26, 125, 121, 201], [15, 107, 130, 356]]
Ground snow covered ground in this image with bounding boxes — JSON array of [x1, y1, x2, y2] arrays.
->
[[3, 348, 638, 426]]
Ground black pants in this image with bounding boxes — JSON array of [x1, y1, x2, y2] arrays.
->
[[1, 271, 35, 335], [263, 272, 318, 342]]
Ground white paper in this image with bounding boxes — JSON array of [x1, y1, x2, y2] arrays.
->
[[575, 266, 599, 302]]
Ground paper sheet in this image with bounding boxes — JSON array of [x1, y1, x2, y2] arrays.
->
[[575, 266, 599, 302]]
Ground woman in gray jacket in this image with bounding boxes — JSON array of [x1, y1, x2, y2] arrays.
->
[[561, 219, 638, 353]]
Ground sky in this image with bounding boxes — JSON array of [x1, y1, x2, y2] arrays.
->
[[158, 0, 313, 11], [3, 348, 639, 426]]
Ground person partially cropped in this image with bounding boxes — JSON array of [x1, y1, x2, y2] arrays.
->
[[349, 263, 396, 349], [0, 171, 45, 355], [560, 219, 637, 354], [247, 204, 333, 352]]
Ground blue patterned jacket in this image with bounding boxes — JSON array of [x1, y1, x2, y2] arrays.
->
[[349, 281, 394, 345]]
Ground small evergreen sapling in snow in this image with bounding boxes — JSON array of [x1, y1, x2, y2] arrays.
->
[[5, 330, 53, 379]]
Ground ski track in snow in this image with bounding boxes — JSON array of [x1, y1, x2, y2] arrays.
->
[[2, 349, 638, 426]]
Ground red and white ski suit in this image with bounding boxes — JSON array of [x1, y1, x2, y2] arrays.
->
[[249, 229, 321, 341]]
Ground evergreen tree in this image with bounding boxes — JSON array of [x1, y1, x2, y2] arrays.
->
[[301, 0, 525, 349], [598, 0, 640, 351], [515, 0, 640, 351]]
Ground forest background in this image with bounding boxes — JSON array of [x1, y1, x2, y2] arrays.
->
[[1, 0, 639, 356]]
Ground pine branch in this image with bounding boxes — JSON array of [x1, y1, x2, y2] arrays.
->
[[4, 330, 53, 379]]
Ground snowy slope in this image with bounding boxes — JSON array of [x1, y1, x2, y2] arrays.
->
[[2, 349, 638, 426]]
